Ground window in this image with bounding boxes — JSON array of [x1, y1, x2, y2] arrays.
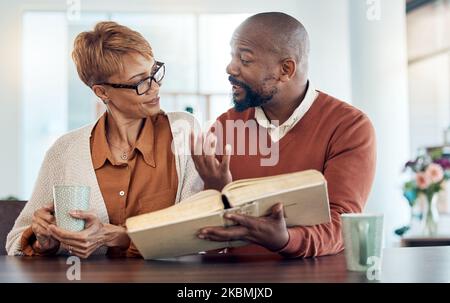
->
[[22, 12, 68, 199], [407, 1, 450, 155]]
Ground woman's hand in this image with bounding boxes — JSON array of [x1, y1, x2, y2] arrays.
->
[[31, 203, 60, 253], [49, 210, 130, 259]]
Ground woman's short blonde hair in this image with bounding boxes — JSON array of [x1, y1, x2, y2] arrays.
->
[[72, 21, 153, 87]]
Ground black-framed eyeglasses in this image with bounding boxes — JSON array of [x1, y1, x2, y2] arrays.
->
[[96, 61, 165, 95]]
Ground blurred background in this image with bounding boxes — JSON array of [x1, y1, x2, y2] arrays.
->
[[0, 0, 449, 247]]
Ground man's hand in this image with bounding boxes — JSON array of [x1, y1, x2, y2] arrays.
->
[[190, 131, 232, 191], [197, 203, 290, 252], [31, 203, 60, 253], [49, 210, 130, 259]]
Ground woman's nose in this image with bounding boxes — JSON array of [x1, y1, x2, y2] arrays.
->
[[147, 81, 160, 95]]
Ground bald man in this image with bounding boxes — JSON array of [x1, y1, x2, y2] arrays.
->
[[191, 12, 376, 258]]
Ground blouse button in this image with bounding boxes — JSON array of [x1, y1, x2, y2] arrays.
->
[[119, 191, 125, 196]]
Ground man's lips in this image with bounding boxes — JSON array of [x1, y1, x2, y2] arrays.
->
[[232, 84, 244, 94], [228, 75, 246, 87]]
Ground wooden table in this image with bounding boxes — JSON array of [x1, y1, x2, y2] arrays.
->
[[0, 252, 367, 283], [1, 246, 449, 283]]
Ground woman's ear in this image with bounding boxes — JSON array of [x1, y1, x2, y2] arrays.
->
[[280, 59, 297, 82], [92, 85, 109, 104]]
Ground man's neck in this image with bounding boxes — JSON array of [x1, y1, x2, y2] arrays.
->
[[261, 81, 309, 125]]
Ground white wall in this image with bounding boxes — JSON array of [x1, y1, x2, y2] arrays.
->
[[349, 0, 410, 245], [0, 0, 352, 198], [294, 0, 352, 102]]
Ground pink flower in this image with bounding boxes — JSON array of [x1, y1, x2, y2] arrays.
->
[[425, 163, 444, 183], [416, 172, 431, 190]]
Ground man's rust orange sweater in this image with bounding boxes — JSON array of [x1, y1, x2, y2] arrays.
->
[[214, 91, 376, 258]]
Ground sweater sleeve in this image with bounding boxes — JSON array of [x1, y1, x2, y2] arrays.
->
[[278, 113, 376, 258], [179, 155, 204, 201], [20, 226, 36, 256], [170, 112, 204, 202], [19, 226, 60, 256], [5, 146, 59, 256]]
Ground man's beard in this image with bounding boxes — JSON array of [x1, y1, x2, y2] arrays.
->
[[229, 76, 277, 112]]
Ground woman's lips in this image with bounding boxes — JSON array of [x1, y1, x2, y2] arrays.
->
[[143, 97, 160, 105]]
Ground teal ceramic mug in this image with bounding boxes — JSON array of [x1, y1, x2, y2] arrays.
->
[[341, 213, 384, 271], [53, 185, 90, 232]]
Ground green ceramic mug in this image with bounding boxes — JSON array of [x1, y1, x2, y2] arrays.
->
[[341, 213, 384, 271], [53, 185, 90, 232]]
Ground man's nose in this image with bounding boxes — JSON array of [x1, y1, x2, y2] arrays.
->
[[226, 60, 239, 77]]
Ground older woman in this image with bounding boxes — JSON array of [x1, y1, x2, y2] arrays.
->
[[6, 21, 202, 258]]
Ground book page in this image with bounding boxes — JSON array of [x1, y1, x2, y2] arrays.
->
[[224, 181, 330, 227], [126, 190, 224, 232], [181, 189, 221, 203], [223, 170, 325, 206]]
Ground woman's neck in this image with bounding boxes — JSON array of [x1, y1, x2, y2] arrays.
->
[[105, 111, 145, 149]]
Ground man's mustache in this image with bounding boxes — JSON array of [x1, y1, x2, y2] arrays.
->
[[228, 76, 251, 90]]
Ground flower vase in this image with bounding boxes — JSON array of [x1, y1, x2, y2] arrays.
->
[[422, 194, 440, 236]]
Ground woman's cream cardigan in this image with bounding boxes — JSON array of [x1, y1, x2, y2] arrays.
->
[[6, 112, 204, 256]]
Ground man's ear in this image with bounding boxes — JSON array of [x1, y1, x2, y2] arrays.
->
[[92, 85, 109, 104], [279, 59, 297, 82]]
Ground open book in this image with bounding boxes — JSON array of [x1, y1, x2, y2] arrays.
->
[[126, 169, 330, 260]]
